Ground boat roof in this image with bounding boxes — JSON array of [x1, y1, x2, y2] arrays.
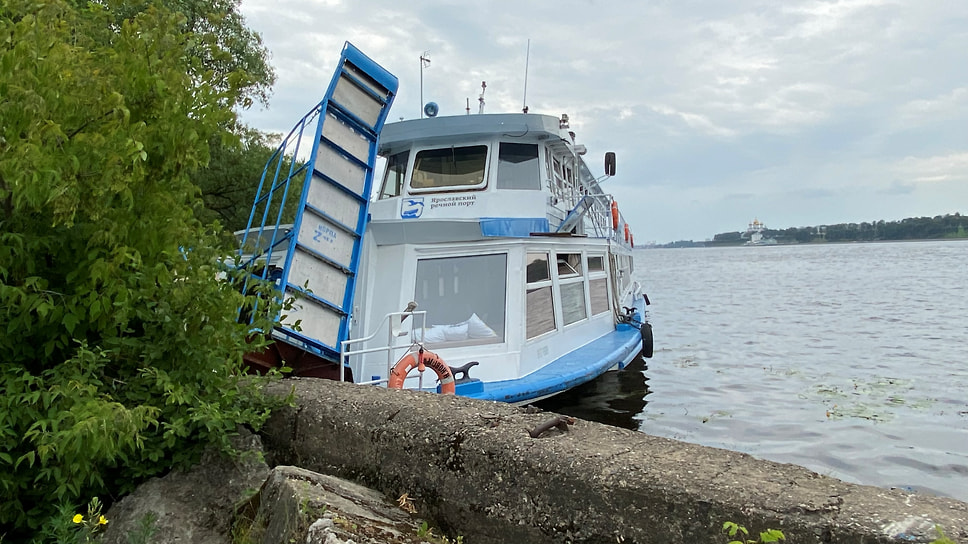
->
[[378, 113, 569, 155]]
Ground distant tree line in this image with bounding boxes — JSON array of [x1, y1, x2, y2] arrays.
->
[[705, 213, 968, 246]]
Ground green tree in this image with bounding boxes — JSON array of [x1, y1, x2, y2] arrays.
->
[[193, 126, 308, 244], [0, 0, 284, 539], [194, 127, 281, 233], [104, 0, 276, 108]]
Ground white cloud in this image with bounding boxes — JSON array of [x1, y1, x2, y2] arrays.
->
[[894, 153, 968, 184], [896, 87, 968, 124]]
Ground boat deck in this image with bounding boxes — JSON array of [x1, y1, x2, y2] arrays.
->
[[460, 324, 643, 404]]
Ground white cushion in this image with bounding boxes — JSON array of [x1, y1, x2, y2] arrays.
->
[[421, 326, 448, 343], [465, 313, 497, 339], [442, 323, 469, 342]]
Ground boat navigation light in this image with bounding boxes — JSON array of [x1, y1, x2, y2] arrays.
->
[[559, 114, 569, 129]]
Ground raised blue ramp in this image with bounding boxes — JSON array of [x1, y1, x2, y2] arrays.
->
[[239, 42, 397, 364]]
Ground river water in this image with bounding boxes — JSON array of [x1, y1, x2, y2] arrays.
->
[[538, 240, 968, 503]]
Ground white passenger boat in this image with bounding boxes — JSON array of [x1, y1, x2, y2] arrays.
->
[[238, 42, 652, 404]]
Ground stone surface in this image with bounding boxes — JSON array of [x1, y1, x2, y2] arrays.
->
[[100, 430, 269, 544], [246, 465, 441, 544], [259, 378, 968, 544]]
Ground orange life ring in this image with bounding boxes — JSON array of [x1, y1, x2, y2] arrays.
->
[[630, 233, 635, 248], [624, 223, 630, 242], [387, 349, 455, 394], [611, 200, 619, 230]]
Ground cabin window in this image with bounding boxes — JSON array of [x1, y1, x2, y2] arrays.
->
[[526, 252, 556, 339], [615, 254, 631, 292], [497, 143, 540, 190], [544, 150, 554, 192], [526, 252, 551, 283], [379, 151, 409, 199], [589, 278, 609, 315], [526, 287, 556, 339], [410, 145, 488, 191], [556, 252, 587, 326], [414, 254, 506, 344], [588, 254, 609, 315], [556, 253, 582, 278], [560, 282, 587, 326]]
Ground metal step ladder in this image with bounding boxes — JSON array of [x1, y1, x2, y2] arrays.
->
[[239, 42, 398, 366], [556, 194, 609, 235]]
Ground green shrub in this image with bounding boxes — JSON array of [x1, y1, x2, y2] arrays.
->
[[0, 0, 285, 539], [722, 521, 785, 544]]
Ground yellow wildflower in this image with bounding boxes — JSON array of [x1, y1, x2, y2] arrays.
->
[[98, 515, 109, 525], [72, 514, 84, 524]]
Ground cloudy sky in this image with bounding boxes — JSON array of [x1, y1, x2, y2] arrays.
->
[[238, 0, 968, 243]]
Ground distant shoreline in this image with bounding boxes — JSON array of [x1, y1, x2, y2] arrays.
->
[[644, 213, 968, 249], [646, 237, 968, 249]]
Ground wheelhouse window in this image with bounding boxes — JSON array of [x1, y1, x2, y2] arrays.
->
[[414, 254, 506, 345], [526, 252, 556, 339], [497, 143, 539, 190], [411, 145, 488, 191], [379, 151, 409, 199]]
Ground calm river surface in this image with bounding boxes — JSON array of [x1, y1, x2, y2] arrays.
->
[[538, 240, 968, 502]]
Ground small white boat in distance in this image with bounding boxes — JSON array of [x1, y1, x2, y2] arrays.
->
[[237, 42, 653, 404]]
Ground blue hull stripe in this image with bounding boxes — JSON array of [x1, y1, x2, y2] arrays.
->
[[462, 326, 643, 403]]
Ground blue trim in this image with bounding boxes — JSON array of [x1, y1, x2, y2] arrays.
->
[[282, 284, 346, 315], [302, 203, 363, 238], [341, 42, 399, 105], [464, 327, 643, 403], [273, 329, 341, 362], [480, 217, 550, 237], [463, 294, 647, 403]]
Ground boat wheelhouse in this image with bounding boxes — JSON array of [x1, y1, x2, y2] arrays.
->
[[238, 42, 651, 404]]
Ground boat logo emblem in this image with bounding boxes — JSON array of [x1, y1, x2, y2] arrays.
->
[[401, 197, 424, 219]]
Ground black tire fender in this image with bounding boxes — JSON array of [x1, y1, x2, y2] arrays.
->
[[641, 322, 654, 359]]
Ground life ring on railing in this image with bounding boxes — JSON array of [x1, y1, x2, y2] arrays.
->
[[387, 348, 456, 394], [611, 200, 620, 230], [624, 223, 630, 243], [630, 233, 635, 248]]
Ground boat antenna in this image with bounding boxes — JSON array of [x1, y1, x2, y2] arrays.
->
[[419, 51, 431, 118], [522, 39, 530, 113], [478, 81, 487, 114], [466, 97, 470, 115]]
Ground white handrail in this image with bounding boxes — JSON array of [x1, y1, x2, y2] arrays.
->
[[339, 310, 428, 384]]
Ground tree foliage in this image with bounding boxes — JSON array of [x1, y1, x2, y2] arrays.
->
[[193, 127, 304, 234], [0, 0, 284, 539], [102, 0, 276, 108]]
